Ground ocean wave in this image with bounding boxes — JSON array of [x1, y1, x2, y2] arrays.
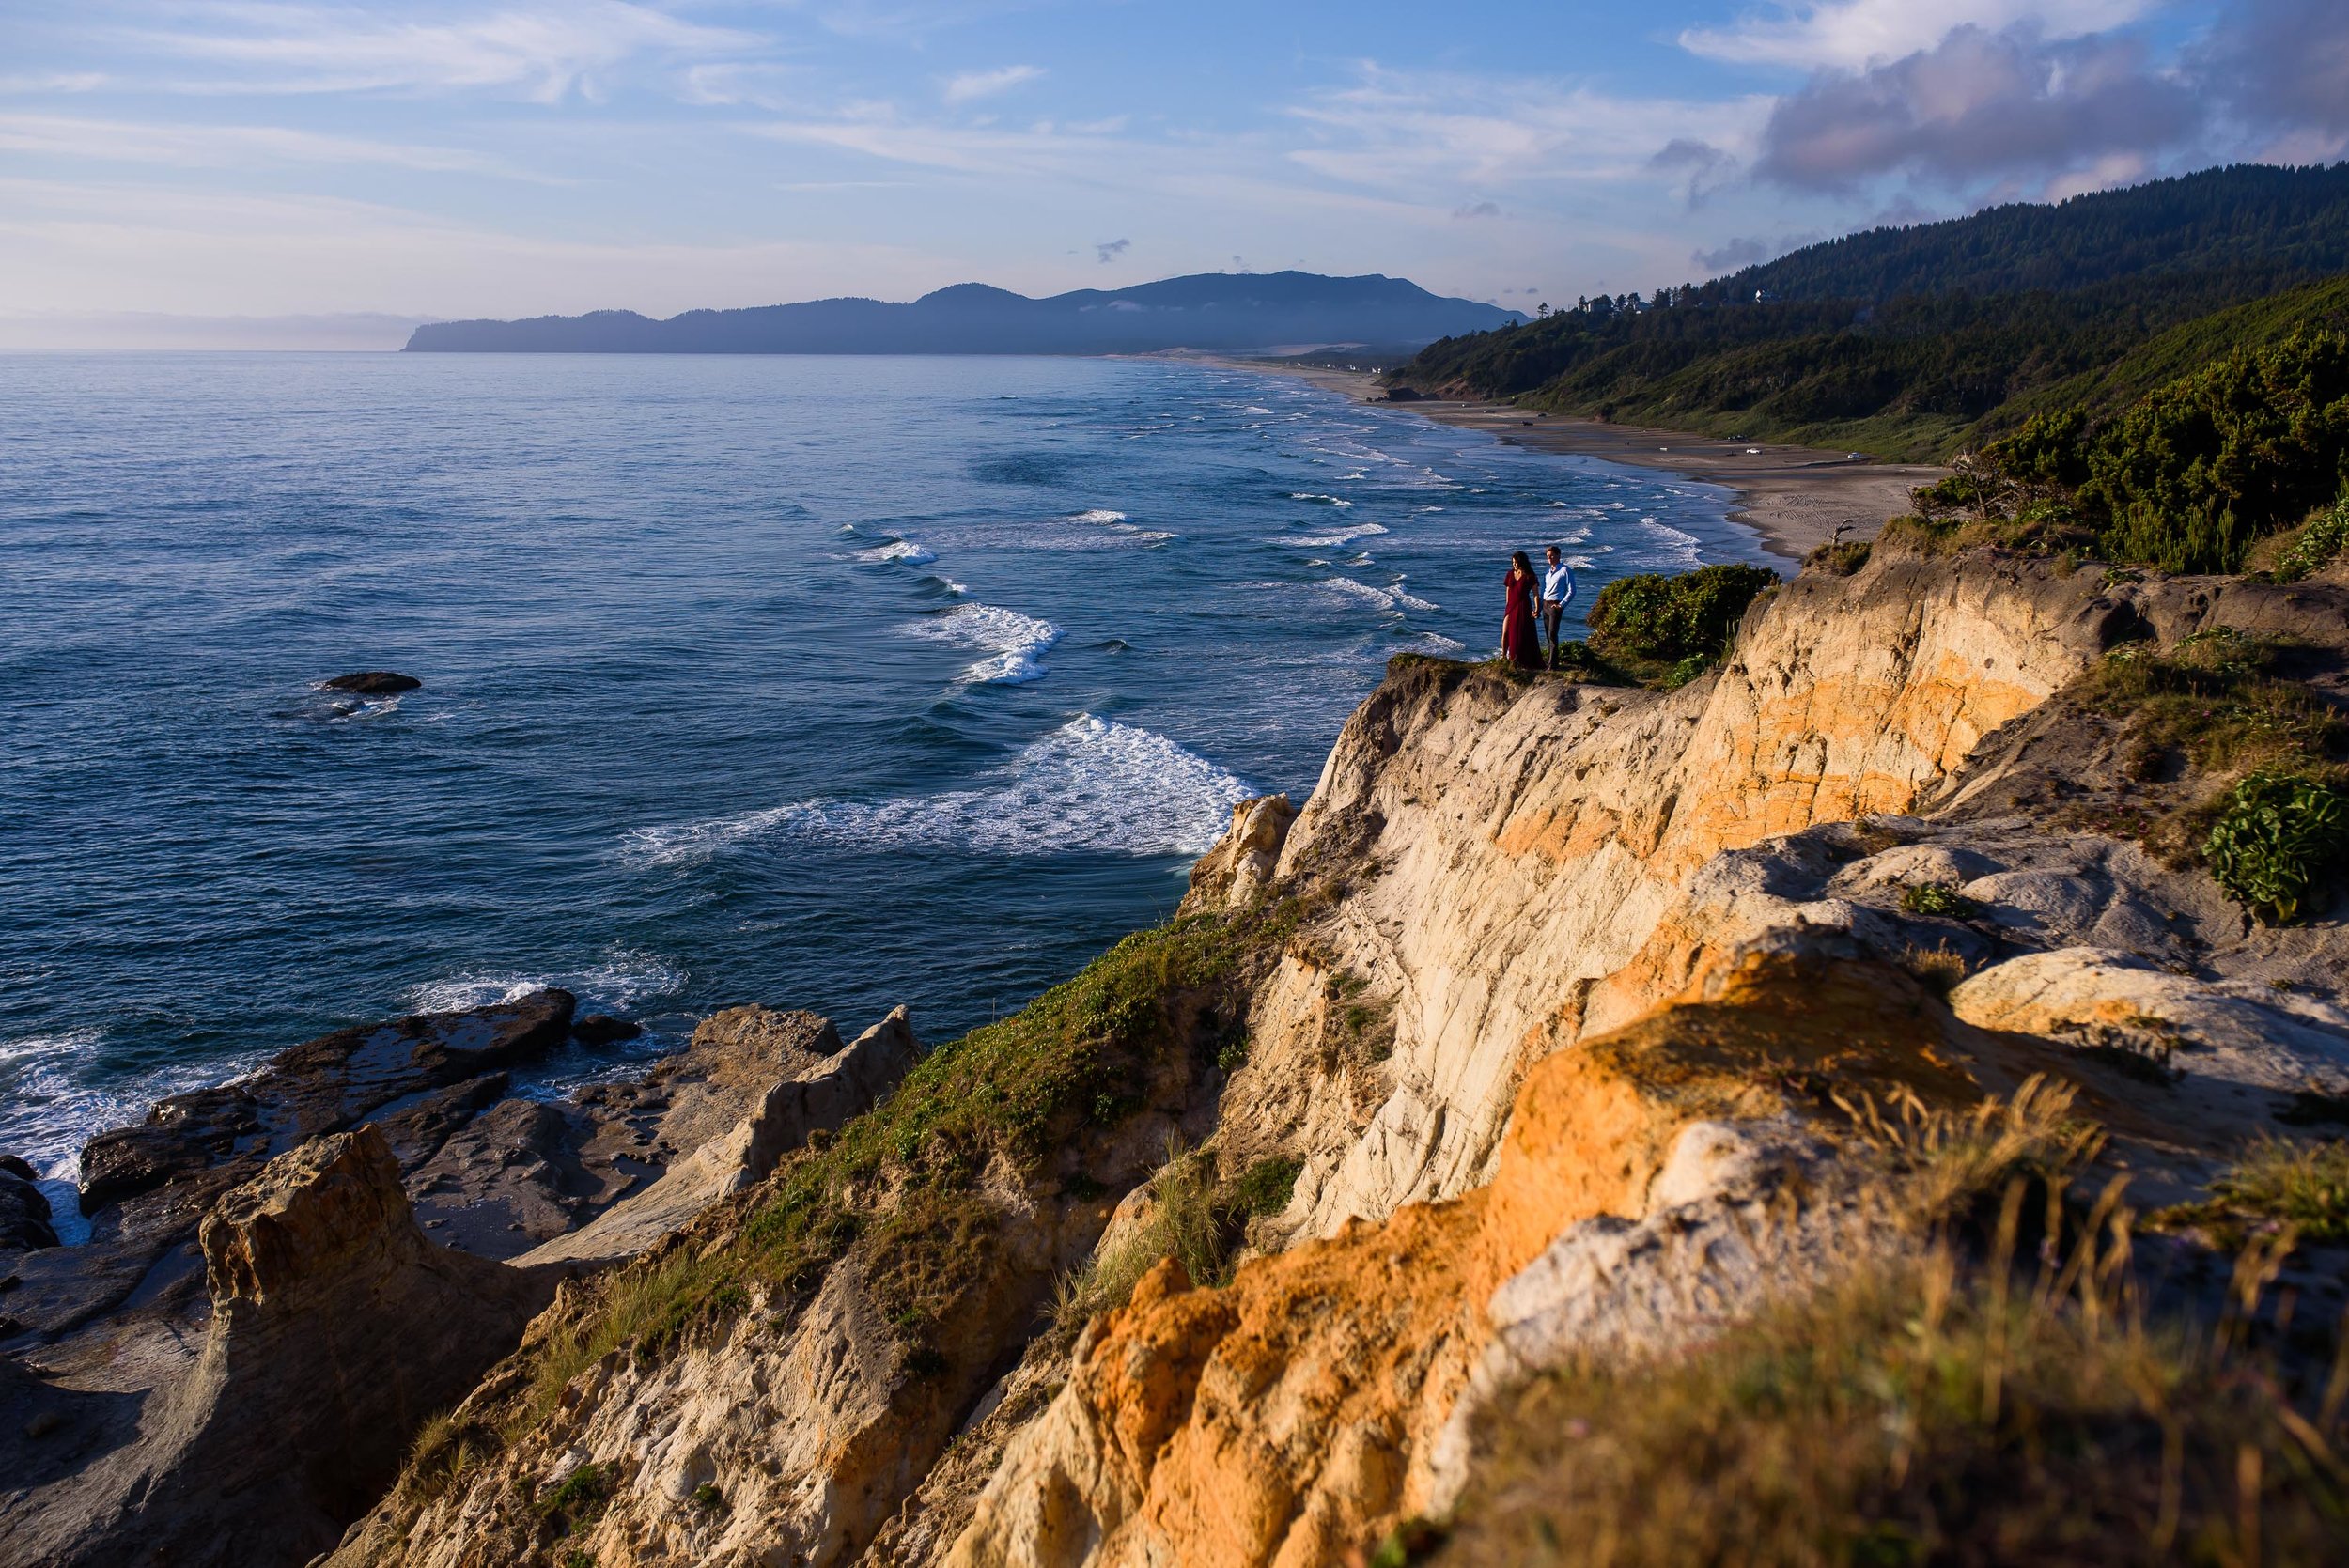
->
[[907, 601, 1064, 685], [922, 573, 970, 596], [1288, 492, 1353, 506], [621, 715, 1251, 867], [1394, 631, 1467, 656], [405, 950, 689, 1017], [1070, 508, 1128, 524], [1274, 521, 1391, 549], [858, 538, 937, 566], [0, 1026, 233, 1204]]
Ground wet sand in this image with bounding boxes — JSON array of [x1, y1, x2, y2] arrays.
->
[[1210, 360, 1945, 566]]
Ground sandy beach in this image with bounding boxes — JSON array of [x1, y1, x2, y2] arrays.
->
[[1214, 360, 1946, 566]]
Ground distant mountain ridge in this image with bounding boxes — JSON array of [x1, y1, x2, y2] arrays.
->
[[403, 271, 1524, 355]]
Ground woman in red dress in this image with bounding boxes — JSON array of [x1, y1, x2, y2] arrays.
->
[[1501, 551, 1542, 670]]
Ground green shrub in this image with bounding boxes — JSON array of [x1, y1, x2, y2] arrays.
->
[[1230, 1155, 1302, 1219], [1586, 563, 1779, 665], [2081, 329, 2349, 572], [2274, 489, 2349, 582], [2202, 770, 2349, 923], [538, 1464, 610, 1531], [1899, 882, 1981, 919]]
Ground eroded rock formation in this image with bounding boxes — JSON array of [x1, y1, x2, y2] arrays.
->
[[20, 540, 2349, 1567]]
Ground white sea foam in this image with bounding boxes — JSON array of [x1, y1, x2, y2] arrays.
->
[[404, 949, 689, 1017], [1288, 492, 1353, 506], [621, 715, 1251, 867], [1394, 631, 1467, 656], [907, 601, 1064, 685], [923, 573, 970, 597], [858, 538, 936, 566], [1274, 521, 1390, 549], [1070, 508, 1128, 524], [0, 1027, 242, 1218]]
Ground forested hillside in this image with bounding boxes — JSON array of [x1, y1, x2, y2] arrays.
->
[[1396, 163, 2349, 461]]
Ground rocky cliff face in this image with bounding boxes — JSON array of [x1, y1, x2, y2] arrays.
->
[[17, 541, 2349, 1568], [2, 998, 920, 1568]]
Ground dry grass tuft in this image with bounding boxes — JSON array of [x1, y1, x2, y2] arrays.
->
[[1407, 1086, 2349, 1567]]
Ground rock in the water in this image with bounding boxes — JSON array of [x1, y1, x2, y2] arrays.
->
[[0, 1161, 56, 1253], [79, 989, 576, 1212], [573, 1012, 643, 1047], [319, 671, 420, 694], [2, 1126, 559, 1568]]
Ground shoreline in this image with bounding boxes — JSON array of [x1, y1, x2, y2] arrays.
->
[[1203, 358, 1946, 566]]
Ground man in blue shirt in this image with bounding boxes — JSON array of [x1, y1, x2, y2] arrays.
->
[[1539, 545, 1575, 670]]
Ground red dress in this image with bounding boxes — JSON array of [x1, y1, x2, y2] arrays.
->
[[1501, 568, 1541, 670]]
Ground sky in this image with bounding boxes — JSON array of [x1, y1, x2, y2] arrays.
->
[[1, 0, 2344, 347]]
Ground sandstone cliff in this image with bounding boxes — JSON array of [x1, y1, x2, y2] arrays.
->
[[22, 538, 2349, 1566]]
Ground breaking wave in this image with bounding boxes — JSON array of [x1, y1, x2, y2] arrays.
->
[[621, 715, 1252, 867]]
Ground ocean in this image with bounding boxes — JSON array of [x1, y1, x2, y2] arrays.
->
[[0, 351, 1771, 1201]]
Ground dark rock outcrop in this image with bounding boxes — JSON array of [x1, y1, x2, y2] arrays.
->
[[319, 672, 420, 694], [79, 990, 574, 1213], [573, 1012, 643, 1046], [0, 1162, 56, 1253], [2, 1126, 558, 1568]]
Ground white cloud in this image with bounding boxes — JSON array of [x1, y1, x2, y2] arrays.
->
[[941, 64, 1044, 104], [117, 1, 760, 102], [1680, 0, 2158, 70], [0, 113, 532, 176], [0, 176, 945, 318], [0, 71, 112, 93], [1285, 65, 1771, 193]]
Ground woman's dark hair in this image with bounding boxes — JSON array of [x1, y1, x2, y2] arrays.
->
[[1510, 550, 1533, 574]]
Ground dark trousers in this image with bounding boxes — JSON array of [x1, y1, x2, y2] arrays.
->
[[1539, 601, 1566, 666]]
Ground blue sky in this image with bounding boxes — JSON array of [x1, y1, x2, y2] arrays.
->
[[1, 1, 2342, 344]]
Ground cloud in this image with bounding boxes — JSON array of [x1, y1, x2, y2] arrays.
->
[[1285, 64, 1771, 194], [1691, 236, 1772, 271], [0, 113, 529, 176], [1095, 237, 1128, 262], [1691, 231, 1825, 271], [115, 0, 755, 102], [1649, 137, 1739, 207], [1680, 0, 2156, 70], [2195, 0, 2349, 159], [941, 64, 1043, 104], [0, 174, 945, 319], [0, 72, 111, 94], [1752, 23, 2198, 194], [1452, 199, 1501, 219]]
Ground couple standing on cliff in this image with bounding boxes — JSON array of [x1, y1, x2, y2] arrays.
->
[[1502, 546, 1576, 671]]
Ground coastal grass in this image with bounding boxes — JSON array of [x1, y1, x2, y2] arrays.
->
[[1419, 1091, 2347, 1568], [1049, 1146, 1311, 1337], [2066, 627, 2349, 918], [508, 905, 1286, 1435], [2155, 1137, 2349, 1250], [1423, 1247, 2349, 1568]]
